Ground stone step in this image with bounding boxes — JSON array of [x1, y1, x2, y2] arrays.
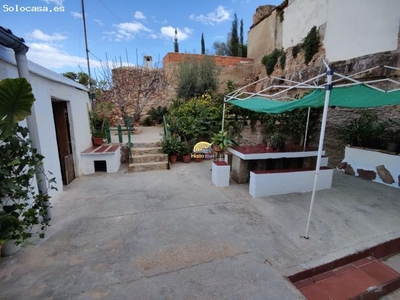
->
[[131, 147, 163, 155], [131, 153, 168, 163], [128, 161, 168, 172], [131, 142, 161, 148]]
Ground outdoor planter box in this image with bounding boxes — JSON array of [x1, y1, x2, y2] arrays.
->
[[249, 167, 333, 197]]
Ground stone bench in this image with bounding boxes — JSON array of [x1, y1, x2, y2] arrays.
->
[[249, 167, 333, 197], [81, 144, 121, 175]]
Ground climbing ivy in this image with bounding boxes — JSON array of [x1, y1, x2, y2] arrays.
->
[[292, 44, 301, 59], [302, 26, 320, 65], [262, 49, 286, 76]]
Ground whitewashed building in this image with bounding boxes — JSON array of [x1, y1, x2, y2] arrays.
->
[[0, 27, 92, 197]]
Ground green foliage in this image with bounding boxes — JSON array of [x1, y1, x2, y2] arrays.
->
[[211, 130, 237, 150], [268, 132, 286, 151], [292, 44, 301, 59], [302, 26, 320, 65], [176, 55, 219, 100], [0, 78, 35, 138], [279, 51, 286, 69], [213, 41, 229, 56], [229, 13, 239, 57], [161, 136, 182, 155], [262, 49, 283, 76], [383, 119, 400, 143], [0, 78, 56, 245], [279, 10, 284, 22], [89, 101, 115, 138], [140, 116, 154, 126], [201, 33, 205, 55], [167, 93, 221, 143], [340, 111, 381, 146], [148, 106, 168, 124], [262, 107, 322, 146], [61, 71, 96, 87]]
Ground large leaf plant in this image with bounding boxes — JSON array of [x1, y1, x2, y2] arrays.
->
[[0, 78, 56, 245]]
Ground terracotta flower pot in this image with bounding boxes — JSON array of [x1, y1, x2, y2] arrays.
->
[[92, 137, 103, 146], [169, 154, 178, 163], [182, 154, 191, 163]]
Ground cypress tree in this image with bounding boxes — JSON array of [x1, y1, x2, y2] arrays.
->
[[174, 28, 179, 53], [201, 33, 205, 54], [229, 13, 239, 56]]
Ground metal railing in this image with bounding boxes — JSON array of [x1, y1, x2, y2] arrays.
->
[[105, 117, 133, 163]]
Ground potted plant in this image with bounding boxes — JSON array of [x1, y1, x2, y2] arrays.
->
[[0, 78, 56, 256], [269, 132, 286, 151], [89, 101, 114, 146], [211, 130, 236, 152], [181, 142, 191, 163], [161, 136, 181, 163]]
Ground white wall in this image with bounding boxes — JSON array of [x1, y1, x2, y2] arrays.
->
[[324, 0, 400, 62], [283, 0, 400, 62], [283, 0, 328, 48], [0, 46, 92, 197]]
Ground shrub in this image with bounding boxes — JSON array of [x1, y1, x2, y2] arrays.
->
[[262, 49, 282, 76], [302, 26, 320, 65], [177, 55, 219, 100], [292, 44, 301, 59]]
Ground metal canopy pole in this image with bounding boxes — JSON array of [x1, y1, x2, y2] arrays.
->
[[303, 68, 333, 239], [303, 107, 311, 152], [221, 101, 226, 131]]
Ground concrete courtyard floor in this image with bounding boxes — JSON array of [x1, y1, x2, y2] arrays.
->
[[1, 159, 400, 299]]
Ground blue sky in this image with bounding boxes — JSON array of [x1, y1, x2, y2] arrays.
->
[[1, 0, 281, 75]]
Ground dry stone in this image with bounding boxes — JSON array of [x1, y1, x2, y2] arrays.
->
[[357, 169, 376, 181], [337, 162, 347, 170], [376, 165, 395, 184]]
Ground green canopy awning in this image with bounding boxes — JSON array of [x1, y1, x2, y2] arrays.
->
[[227, 85, 400, 114]]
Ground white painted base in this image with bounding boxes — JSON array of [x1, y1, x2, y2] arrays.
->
[[342, 146, 400, 188], [81, 147, 121, 175], [249, 168, 333, 198], [212, 161, 230, 187]]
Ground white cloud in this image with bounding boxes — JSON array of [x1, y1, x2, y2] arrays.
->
[[71, 11, 82, 19], [27, 29, 67, 42], [160, 26, 193, 41], [189, 5, 231, 25], [27, 43, 101, 70], [42, 0, 64, 5], [108, 22, 152, 41], [94, 19, 104, 26], [134, 11, 146, 20]]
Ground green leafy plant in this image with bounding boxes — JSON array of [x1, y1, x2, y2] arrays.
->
[[340, 111, 377, 147], [268, 132, 286, 151], [0, 78, 56, 246], [292, 44, 301, 59], [89, 101, 114, 138], [177, 55, 219, 100], [148, 106, 168, 125], [262, 49, 283, 76], [279, 10, 284, 22], [211, 130, 237, 151], [302, 26, 320, 65], [161, 136, 182, 155], [279, 51, 286, 70]]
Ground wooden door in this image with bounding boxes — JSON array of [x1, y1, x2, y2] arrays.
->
[[52, 101, 75, 185]]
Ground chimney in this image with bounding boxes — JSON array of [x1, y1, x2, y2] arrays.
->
[[144, 55, 152, 69]]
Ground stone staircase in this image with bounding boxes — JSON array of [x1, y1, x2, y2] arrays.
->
[[128, 142, 168, 172]]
